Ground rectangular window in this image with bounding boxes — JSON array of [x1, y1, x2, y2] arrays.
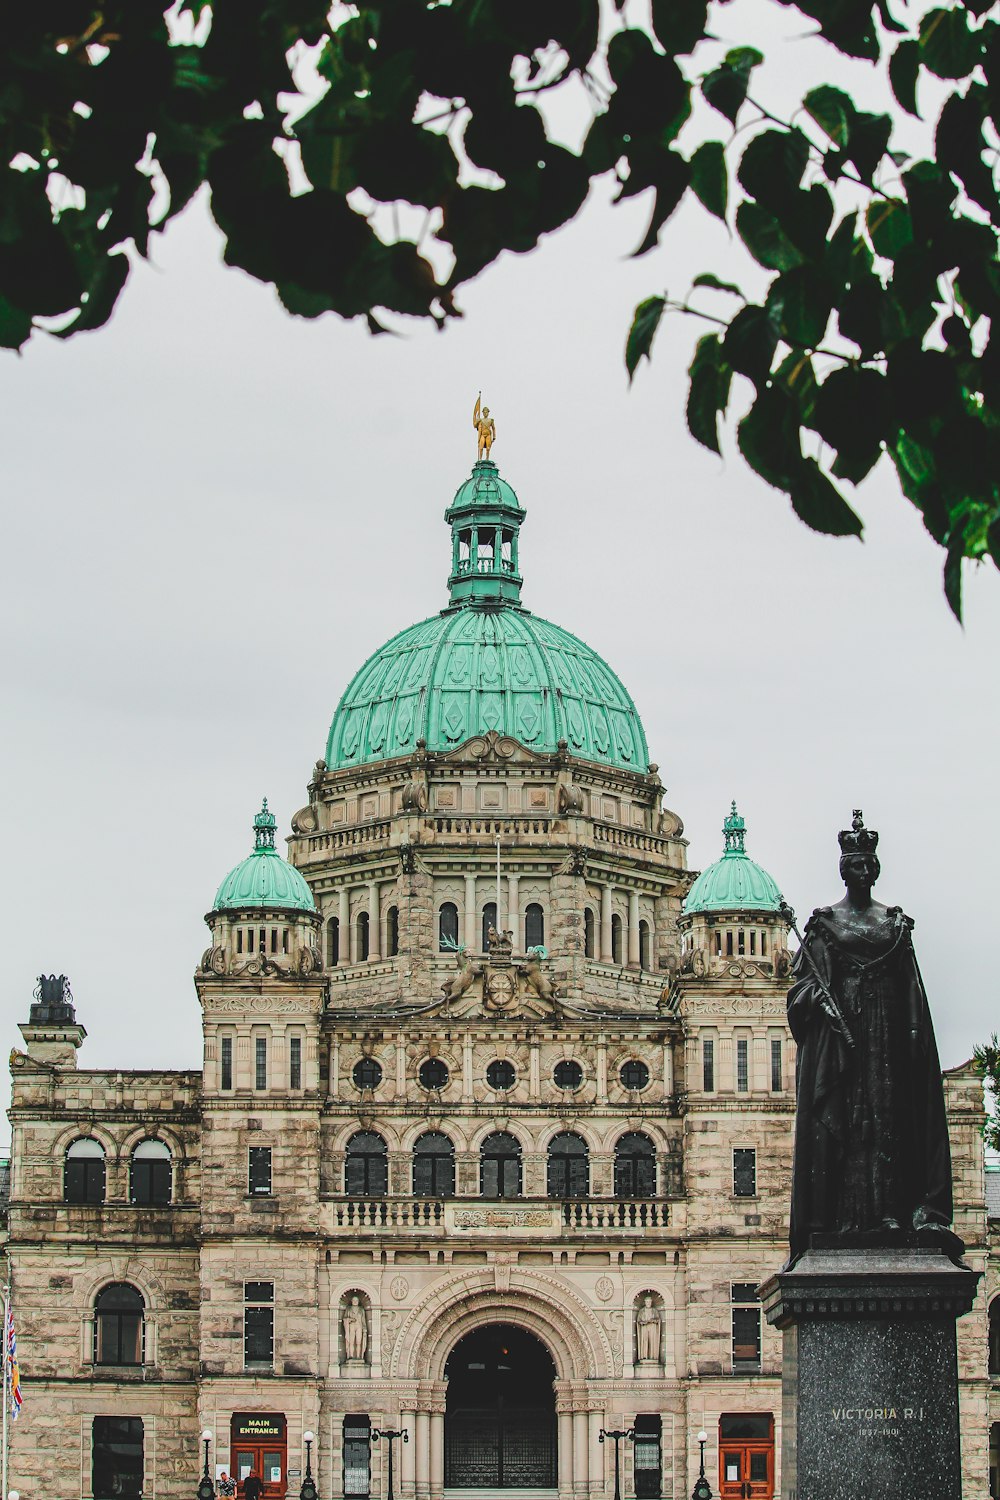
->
[[633, 1414, 662, 1500], [255, 1036, 267, 1090], [344, 1416, 372, 1498], [702, 1038, 715, 1093], [731, 1285, 762, 1372], [248, 1146, 272, 1197], [770, 1037, 782, 1092], [736, 1038, 749, 1092], [733, 1147, 756, 1198], [93, 1417, 144, 1500], [244, 1282, 274, 1368], [289, 1036, 302, 1091], [221, 1036, 233, 1091]]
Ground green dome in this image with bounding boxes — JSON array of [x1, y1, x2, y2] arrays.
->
[[213, 800, 316, 914], [325, 458, 649, 773], [685, 803, 783, 914]]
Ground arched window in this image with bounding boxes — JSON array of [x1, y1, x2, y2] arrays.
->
[[525, 903, 545, 949], [357, 910, 370, 962], [614, 1132, 656, 1199], [611, 913, 624, 964], [584, 908, 595, 959], [94, 1283, 144, 1366], [481, 1132, 522, 1200], [439, 902, 459, 951], [345, 1131, 388, 1196], [327, 916, 340, 966], [386, 906, 399, 957], [413, 1132, 455, 1197], [482, 902, 497, 951], [65, 1138, 105, 1205], [130, 1140, 171, 1206], [547, 1132, 589, 1198], [639, 919, 651, 970], [990, 1299, 1000, 1377]]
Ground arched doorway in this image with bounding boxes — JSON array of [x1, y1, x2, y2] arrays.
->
[[445, 1323, 557, 1490]]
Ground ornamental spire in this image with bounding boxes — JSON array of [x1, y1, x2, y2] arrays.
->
[[253, 797, 276, 851], [723, 800, 747, 855]]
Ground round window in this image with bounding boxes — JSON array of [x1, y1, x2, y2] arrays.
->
[[486, 1060, 516, 1091], [553, 1060, 583, 1090], [619, 1059, 650, 1091], [419, 1058, 450, 1090], [352, 1058, 383, 1090]]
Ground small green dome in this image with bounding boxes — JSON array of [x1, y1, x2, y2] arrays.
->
[[325, 458, 649, 773], [213, 800, 316, 914], [684, 802, 783, 914]]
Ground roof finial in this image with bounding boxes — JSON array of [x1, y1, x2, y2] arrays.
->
[[723, 799, 747, 854], [253, 797, 276, 851], [473, 392, 496, 462]]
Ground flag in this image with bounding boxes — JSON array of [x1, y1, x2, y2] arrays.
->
[[6, 1301, 22, 1420]]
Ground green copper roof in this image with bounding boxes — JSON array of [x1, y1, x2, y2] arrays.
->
[[213, 800, 316, 914], [684, 802, 783, 914], [325, 457, 649, 773]]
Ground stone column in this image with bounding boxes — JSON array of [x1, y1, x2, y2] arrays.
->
[[508, 873, 520, 950], [401, 1411, 417, 1500], [600, 886, 613, 961], [368, 881, 381, 962], [628, 890, 640, 967], [429, 1410, 445, 1500], [572, 1410, 589, 1500], [339, 887, 350, 964], [464, 874, 477, 953], [415, 1410, 430, 1500]]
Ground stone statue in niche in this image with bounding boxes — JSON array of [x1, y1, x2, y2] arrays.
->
[[342, 1295, 368, 1361], [782, 811, 960, 1266], [636, 1295, 661, 1362]]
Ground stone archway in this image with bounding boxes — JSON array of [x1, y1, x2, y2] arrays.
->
[[444, 1323, 557, 1490]]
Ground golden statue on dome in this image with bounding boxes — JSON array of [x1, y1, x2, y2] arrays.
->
[[473, 393, 496, 460]]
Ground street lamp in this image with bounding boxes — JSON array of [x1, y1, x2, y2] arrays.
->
[[691, 1429, 712, 1500], [197, 1429, 215, 1500], [371, 1426, 408, 1500], [599, 1426, 635, 1500], [300, 1429, 318, 1500]]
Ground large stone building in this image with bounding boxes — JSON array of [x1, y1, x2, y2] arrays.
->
[[5, 451, 991, 1500]]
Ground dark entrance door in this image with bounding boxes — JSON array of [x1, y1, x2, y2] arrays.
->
[[445, 1324, 557, 1489]]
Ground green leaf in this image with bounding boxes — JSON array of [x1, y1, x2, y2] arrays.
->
[[723, 303, 778, 389], [689, 141, 727, 221], [686, 333, 732, 454], [918, 7, 980, 79], [651, 0, 709, 55], [803, 85, 853, 147], [692, 273, 743, 295], [866, 198, 913, 259], [789, 457, 864, 536], [0, 294, 32, 350], [736, 201, 805, 271], [625, 295, 666, 382], [889, 38, 921, 116]]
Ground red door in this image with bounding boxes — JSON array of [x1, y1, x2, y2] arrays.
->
[[719, 1415, 774, 1500]]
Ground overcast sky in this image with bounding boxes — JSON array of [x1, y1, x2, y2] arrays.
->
[[3, 4, 998, 1142]]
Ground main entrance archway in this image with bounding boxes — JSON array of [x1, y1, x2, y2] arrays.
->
[[444, 1323, 557, 1489]]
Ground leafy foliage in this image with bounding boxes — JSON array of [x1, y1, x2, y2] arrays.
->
[[2, 1, 999, 613]]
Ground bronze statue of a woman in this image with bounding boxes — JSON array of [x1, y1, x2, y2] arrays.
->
[[784, 811, 957, 1264]]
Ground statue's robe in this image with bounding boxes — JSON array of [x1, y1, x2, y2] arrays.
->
[[787, 905, 953, 1263]]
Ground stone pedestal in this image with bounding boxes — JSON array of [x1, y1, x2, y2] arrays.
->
[[760, 1247, 980, 1500]]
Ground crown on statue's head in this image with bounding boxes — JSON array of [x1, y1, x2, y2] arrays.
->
[[838, 808, 879, 855]]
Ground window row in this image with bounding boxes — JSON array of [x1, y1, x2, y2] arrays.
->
[[350, 1055, 650, 1093], [701, 1038, 784, 1093], [64, 1139, 172, 1206], [336, 1129, 659, 1199], [218, 1033, 302, 1091]]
